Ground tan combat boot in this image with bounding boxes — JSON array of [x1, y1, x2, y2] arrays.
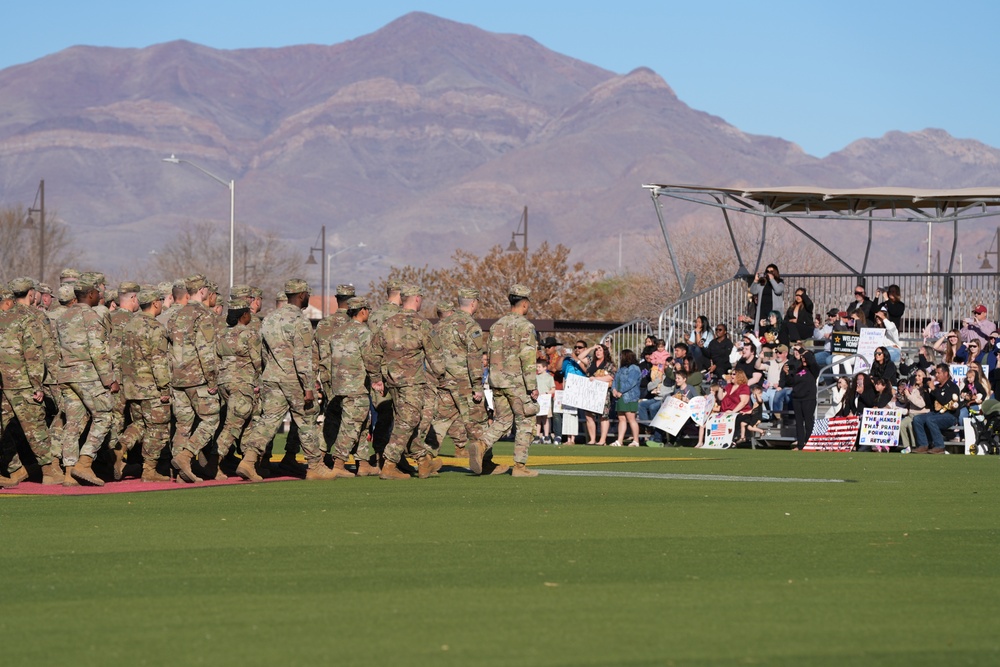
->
[[331, 458, 356, 478], [452, 446, 469, 458], [71, 455, 106, 486], [170, 449, 203, 483], [355, 460, 380, 477], [379, 460, 411, 480], [417, 455, 441, 479], [0, 467, 26, 489], [482, 460, 510, 476], [236, 451, 263, 482], [511, 462, 539, 478], [112, 447, 127, 480], [62, 465, 80, 487], [467, 441, 484, 475], [41, 461, 64, 485], [305, 462, 338, 480], [141, 460, 171, 482]]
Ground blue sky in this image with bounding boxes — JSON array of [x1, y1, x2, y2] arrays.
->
[[3, 0, 996, 157]]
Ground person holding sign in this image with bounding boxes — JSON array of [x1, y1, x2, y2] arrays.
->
[[911, 364, 961, 454], [583, 343, 616, 445], [697, 369, 751, 448]]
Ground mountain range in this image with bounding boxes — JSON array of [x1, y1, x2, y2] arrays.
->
[[2, 11, 999, 288]]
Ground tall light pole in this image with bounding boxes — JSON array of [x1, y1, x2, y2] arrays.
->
[[305, 225, 327, 318], [327, 242, 367, 303], [162, 155, 236, 289], [506, 205, 528, 254], [25, 180, 45, 280]]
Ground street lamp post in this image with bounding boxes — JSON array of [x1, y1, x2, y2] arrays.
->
[[162, 155, 236, 289], [25, 180, 45, 281], [326, 242, 367, 302], [505, 205, 528, 254], [305, 226, 327, 318]]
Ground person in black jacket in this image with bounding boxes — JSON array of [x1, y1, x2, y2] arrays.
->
[[868, 346, 898, 386], [706, 323, 734, 379], [839, 373, 877, 417], [782, 288, 814, 344], [781, 345, 820, 450], [911, 364, 961, 454]]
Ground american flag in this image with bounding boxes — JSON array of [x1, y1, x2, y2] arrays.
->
[[804, 416, 860, 452]]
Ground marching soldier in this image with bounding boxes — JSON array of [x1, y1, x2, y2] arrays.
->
[[367, 279, 403, 466], [108, 281, 140, 478], [238, 279, 336, 481], [166, 274, 220, 483], [215, 295, 262, 478], [119, 288, 172, 482], [316, 284, 355, 450], [55, 276, 119, 486], [474, 284, 540, 477], [326, 296, 379, 477], [364, 284, 444, 480]]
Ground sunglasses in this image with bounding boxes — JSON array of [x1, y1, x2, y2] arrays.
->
[[948, 336, 958, 340], [855, 291, 865, 296], [574, 345, 585, 350]]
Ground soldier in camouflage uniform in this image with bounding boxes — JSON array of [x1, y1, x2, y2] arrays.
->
[[365, 284, 445, 480], [0, 288, 62, 488], [239, 279, 336, 481], [55, 276, 120, 486], [325, 296, 379, 478], [59, 268, 80, 285], [157, 279, 187, 328], [367, 279, 403, 466], [475, 284, 540, 477], [119, 288, 172, 482], [166, 274, 221, 483], [316, 284, 355, 451], [107, 281, 140, 478], [216, 296, 262, 480], [36, 283, 53, 311], [429, 288, 504, 470]]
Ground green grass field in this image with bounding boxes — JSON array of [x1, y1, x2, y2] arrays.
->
[[3, 443, 999, 666]]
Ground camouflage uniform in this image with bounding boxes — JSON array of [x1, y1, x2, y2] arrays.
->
[[107, 281, 140, 449], [241, 281, 323, 465], [326, 297, 372, 463], [364, 287, 443, 464], [480, 285, 539, 466], [428, 292, 488, 453], [215, 297, 262, 457], [55, 295, 117, 467], [119, 294, 172, 464], [366, 281, 403, 455], [166, 275, 221, 457], [0, 298, 57, 468]]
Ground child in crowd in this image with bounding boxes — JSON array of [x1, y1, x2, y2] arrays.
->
[[649, 339, 670, 370], [535, 361, 555, 443]]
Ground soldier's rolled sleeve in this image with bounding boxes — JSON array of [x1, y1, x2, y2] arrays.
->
[[292, 318, 315, 390], [151, 327, 171, 392], [87, 318, 116, 388]]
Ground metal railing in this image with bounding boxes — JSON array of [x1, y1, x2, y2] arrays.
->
[[600, 318, 654, 358], [657, 277, 749, 344]]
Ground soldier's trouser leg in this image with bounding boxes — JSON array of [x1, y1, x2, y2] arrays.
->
[[3, 389, 56, 466], [70, 381, 115, 462], [216, 385, 256, 455], [61, 385, 90, 467], [174, 386, 220, 456], [460, 392, 488, 446], [332, 394, 371, 462], [243, 383, 321, 465], [140, 399, 171, 462], [427, 388, 459, 452], [384, 385, 433, 464], [108, 388, 127, 449], [171, 387, 196, 456], [120, 401, 146, 452], [480, 388, 514, 453]]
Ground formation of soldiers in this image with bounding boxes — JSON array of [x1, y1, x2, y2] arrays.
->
[[0, 269, 541, 489]]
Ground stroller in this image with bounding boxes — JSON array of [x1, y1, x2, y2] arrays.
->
[[970, 398, 1000, 455]]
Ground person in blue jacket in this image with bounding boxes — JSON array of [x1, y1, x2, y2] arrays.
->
[[611, 349, 642, 446]]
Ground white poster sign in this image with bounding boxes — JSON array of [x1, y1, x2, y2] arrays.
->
[[537, 393, 553, 417], [561, 374, 610, 414], [650, 397, 690, 436], [858, 408, 901, 451], [855, 327, 888, 371], [702, 413, 737, 449], [950, 364, 969, 384], [688, 394, 716, 427]]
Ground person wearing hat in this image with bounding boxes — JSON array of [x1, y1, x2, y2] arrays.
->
[[165, 274, 221, 483], [424, 300, 457, 458], [214, 296, 263, 481], [36, 283, 53, 311], [157, 280, 187, 328], [105, 280, 142, 477], [365, 284, 445, 480], [314, 283, 356, 406], [59, 268, 80, 285], [118, 288, 172, 482], [324, 296, 380, 478], [961, 304, 997, 347], [239, 278, 337, 481], [157, 281, 175, 313], [80, 272, 111, 325], [540, 336, 564, 377], [475, 284, 540, 477], [366, 279, 405, 468], [55, 276, 119, 486], [0, 285, 63, 488]]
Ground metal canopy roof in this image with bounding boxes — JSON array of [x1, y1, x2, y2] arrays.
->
[[642, 183, 1000, 290]]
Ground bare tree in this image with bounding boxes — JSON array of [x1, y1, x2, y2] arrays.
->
[[0, 205, 81, 286]]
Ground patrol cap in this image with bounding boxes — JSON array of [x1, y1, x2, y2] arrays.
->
[[509, 284, 531, 299], [118, 281, 140, 295], [386, 279, 404, 293], [228, 296, 250, 310], [37, 283, 52, 295], [436, 301, 454, 316], [57, 284, 76, 303], [9, 277, 35, 294], [457, 287, 480, 300], [205, 280, 219, 294], [276, 292, 289, 303], [400, 284, 422, 298], [346, 296, 370, 310], [335, 284, 356, 297], [75, 276, 100, 292], [81, 271, 106, 286], [250, 286, 263, 299], [185, 274, 207, 291], [60, 268, 81, 284], [284, 278, 310, 294], [137, 288, 163, 306], [230, 284, 252, 298], [157, 281, 173, 295], [0, 288, 13, 301], [105, 289, 119, 305]]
